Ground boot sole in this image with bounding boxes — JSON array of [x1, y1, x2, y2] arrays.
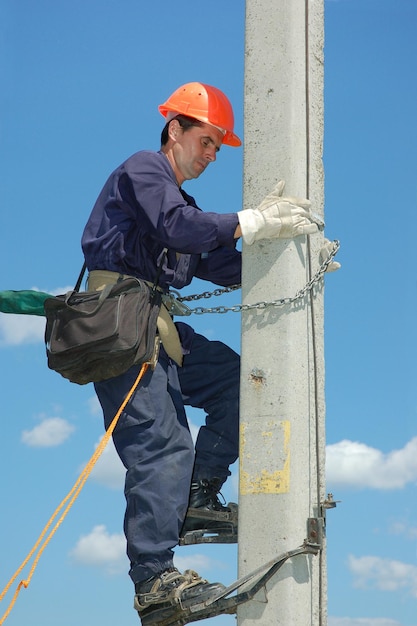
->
[[135, 583, 225, 626], [184, 502, 238, 523]]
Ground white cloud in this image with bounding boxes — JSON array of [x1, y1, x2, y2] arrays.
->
[[187, 417, 199, 444], [21, 417, 75, 447], [0, 313, 45, 345], [0, 286, 73, 346], [70, 525, 126, 575], [326, 437, 417, 489], [329, 617, 417, 626], [348, 554, 417, 598], [70, 524, 228, 578], [87, 394, 102, 417], [174, 552, 228, 575], [87, 439, 125, 490], [389, 520, 417, 541]]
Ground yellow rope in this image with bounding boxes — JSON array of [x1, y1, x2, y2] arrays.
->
[[0, 362, 149, 625]]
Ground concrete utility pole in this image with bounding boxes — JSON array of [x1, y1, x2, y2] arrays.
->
[[238, 1, 326, 625]]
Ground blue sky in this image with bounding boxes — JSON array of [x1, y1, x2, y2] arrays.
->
[[1, 1, 417, 626]]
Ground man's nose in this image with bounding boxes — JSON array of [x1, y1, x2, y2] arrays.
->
[[205, 147, 217, 162]]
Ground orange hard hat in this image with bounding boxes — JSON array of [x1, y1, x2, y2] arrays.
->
[[158, 82, 241, 147]]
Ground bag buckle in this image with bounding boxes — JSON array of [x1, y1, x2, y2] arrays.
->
[[146, 336, 161, 370], [162, 291, 191, 317]]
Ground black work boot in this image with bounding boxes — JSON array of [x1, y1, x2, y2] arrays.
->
[[134, 567, 224, 626], [188, 477, 231, 513], [180, 477, 238, 543]]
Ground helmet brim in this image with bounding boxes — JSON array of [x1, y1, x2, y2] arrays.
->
[[159, 105, 241, 147]]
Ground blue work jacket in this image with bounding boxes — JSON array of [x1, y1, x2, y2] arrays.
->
[[81, 150, 242, 349]]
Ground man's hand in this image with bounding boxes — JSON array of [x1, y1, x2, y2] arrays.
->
[[237, 180, 318, 245]]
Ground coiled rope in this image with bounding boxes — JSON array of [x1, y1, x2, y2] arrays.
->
[[0, 362, 149, 625]]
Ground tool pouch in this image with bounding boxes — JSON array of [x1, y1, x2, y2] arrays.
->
[[44, 277, 161, 385]]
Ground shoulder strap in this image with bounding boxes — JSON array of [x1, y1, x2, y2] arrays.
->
[[74, 262, 87, 293], [150, 248, 167, 303]]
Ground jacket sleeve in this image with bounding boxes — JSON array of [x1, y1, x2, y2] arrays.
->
[[124, 152, 239, 254], [194, 246, 241, 287]]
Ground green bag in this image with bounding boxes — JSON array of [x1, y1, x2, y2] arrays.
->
[[0, 290, 52, 316]]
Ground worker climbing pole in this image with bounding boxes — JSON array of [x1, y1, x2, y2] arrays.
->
[[0, 2, 341, 625], [238, 1, 333, 625]]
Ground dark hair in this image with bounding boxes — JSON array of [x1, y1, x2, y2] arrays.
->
[[160, 114, 204, 146]]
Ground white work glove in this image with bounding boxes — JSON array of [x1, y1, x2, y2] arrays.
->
[[237, 180, 318, 245], [320, 238, 341, 272]]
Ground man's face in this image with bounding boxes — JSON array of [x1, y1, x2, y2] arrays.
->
[[169, 121, 224, 185]]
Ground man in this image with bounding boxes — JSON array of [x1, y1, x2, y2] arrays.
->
[[81, 82, 318, 624]]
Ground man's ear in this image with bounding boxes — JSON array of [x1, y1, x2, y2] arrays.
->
[[168, 119, 181, 141]]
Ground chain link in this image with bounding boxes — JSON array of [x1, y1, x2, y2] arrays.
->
[[176, 240, 340, 316], [177, 284, 241, 302]]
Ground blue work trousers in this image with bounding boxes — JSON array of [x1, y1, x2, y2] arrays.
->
[[94, 332, 240, 584]]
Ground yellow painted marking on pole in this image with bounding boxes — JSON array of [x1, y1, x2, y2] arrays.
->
[[240, 420, 290, 494]]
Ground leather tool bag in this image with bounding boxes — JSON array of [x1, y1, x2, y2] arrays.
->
[[44, 276, 162, 385]]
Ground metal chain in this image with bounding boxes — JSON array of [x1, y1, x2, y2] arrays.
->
[[177, 240, 340, 315], [177, 284, 241, 302]]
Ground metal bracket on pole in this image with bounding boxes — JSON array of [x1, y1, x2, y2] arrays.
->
[[321, 492, 340, 512], [139, 543, 320, 626], [306, 494, 340, 550], [307, 517, 325, 549]]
